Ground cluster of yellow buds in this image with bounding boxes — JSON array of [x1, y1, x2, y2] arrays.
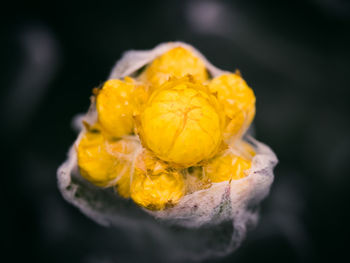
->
[[76, 46, 256, 210]]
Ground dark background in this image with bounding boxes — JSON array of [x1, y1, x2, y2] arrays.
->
[[2, 0, 350, 262]]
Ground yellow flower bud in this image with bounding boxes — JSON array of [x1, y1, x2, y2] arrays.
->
[[141, 47, 208, 88], [137, 77, 224, 167], [77, 124, 120, 187], [209, 73, 256, 141], [130, 150, 185, 210], [204, 150, 252, 183], [96, 78, 148, 139], [76, 123, 139, 191]]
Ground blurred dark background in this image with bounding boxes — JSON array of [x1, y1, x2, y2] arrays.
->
[[2, 0, 350, 262]]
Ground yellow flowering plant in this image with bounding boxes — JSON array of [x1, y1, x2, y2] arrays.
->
[[58, 42, 277, 259]]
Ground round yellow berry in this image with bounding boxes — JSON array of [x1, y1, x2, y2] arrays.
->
[[204, 150, 252, 183], [209, 73, 255, 141], [130, 150, 185, 210], [141, 47, 208, 88], [137, 77, 224, 167]]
